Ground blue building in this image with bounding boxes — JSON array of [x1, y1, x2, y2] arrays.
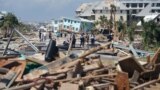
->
[[52, 17, 94, 33]]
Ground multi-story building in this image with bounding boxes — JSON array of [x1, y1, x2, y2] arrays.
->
[[76, 0, 127, 22], [76, 0, 160, 23], [52, 17, 94, 33]]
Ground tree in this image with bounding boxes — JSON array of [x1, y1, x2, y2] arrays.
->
[[92, 15, 108, 34], [117, 20, 127, 40], [141, 20, 160, 49], [94, 15, 108, 29], [110, 4, 117, 40], [127, 22, 136, 43], [0, 12, 19, 38]]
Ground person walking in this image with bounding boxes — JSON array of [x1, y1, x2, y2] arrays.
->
[[43, 32, 47, 41], [91, 34, 95, 46], [72, 34, 76, 48], [49, 31, 52, 39], [80, 33, 85, 47], [39, 30, 42, 41], [85, 33, 89, 49]]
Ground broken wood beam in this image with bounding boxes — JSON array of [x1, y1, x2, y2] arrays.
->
[[26, 57, 48, 65], [78, 42, 111, 59], [3, 79, 46, 90], [131, 79, 160, 90], [54, 74, 116, 83]]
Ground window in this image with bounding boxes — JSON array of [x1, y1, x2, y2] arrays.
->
[[68, 20, 70, 22], [64, 25, 66, 28], [126, 3, 129, 7], [157, 3, 160, 7], [131, 3, 137, 8], [67, 26, 69, 29], [72, 27, 75, 30], [55, 27, 57, 30], [74, 21, 76, 23], [132, 10, 137, 14], [152, 3, 155, 7], [120, 10, 123, 13], [139, 3, 143, 7], [127, 10, 129, 14], [100, 10, 102, 13], [76, 28, 78, 31], [145, 3, 148, 7], [55, 21, 57, 24], [120, 16, 123, 21], [151, 10, 155, 13]]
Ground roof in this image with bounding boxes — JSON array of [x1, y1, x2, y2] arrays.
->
[[137, 14, 160, 26], [77, 0, 127, 17], [80, 1, 99, 17], [61, 17, 94, 23], [93, 0, 127, 10], [62, 17, 81, 22], [136, 3, 152, 17], [79, 18, 94, 23], [76, 3, 92, 12]]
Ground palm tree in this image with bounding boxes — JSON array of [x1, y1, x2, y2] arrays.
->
[[117, 20, 127, 40], [127, 22, 136, 43], [141, 19, 160, 49], [93, 15, 108, 34], [0, 12, 19, 38], [110, 4, 117, 40], [99, 15, 108, 29]]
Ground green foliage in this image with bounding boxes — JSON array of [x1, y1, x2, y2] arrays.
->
[[141, 20, 160, 49], [18, 22, 31, 33], [127, 22, 136, 43], [117, 20, 127, 40], [94, 15, 108, 29], [0, 12, 19, 37]]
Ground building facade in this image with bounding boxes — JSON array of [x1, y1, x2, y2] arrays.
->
[[76, 0, 160, 23], [52, 17, 94, 33]]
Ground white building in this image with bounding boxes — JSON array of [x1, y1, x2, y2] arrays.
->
[[76, 0, 160, 23], [52, 17, 94, 33]]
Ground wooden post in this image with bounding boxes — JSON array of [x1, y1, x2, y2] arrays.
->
[[115, 71, 130, 90]]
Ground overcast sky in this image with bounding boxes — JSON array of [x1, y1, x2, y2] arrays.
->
[[0, 0, 98, 22]]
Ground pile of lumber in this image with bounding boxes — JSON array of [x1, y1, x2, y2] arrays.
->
[[0, 42, 160, 90]]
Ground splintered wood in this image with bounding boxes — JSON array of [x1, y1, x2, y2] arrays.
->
[[1, 43, 160, 90]]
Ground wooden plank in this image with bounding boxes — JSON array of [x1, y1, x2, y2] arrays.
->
[[26, 57, 48, 65], [78, 42, 111, 59], [115, 72, 130, 90], [1, 60, 26, 81], [60, 83, 79, 90], [131, 79, 160, 90], [6, 70, 21, 88], [113, 44, 154, 55], [151, 48, 160, 64], [54, 74, 116, 83], [129, 44, 139, 58], [23, 55, 74, 80], [3, 79, 46, 90], [0, 71, 16, 89], [118, 55, 145, 77]]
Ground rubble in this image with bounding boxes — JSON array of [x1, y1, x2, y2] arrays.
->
[[0, 32, 160, 90]]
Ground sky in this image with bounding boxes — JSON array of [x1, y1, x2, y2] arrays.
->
[[0, 0, 98, 22]]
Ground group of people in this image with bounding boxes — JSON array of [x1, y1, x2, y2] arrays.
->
[[39, 30, 52, 42], [80, 33, 95, 47], [62, 33, 95, 48]]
